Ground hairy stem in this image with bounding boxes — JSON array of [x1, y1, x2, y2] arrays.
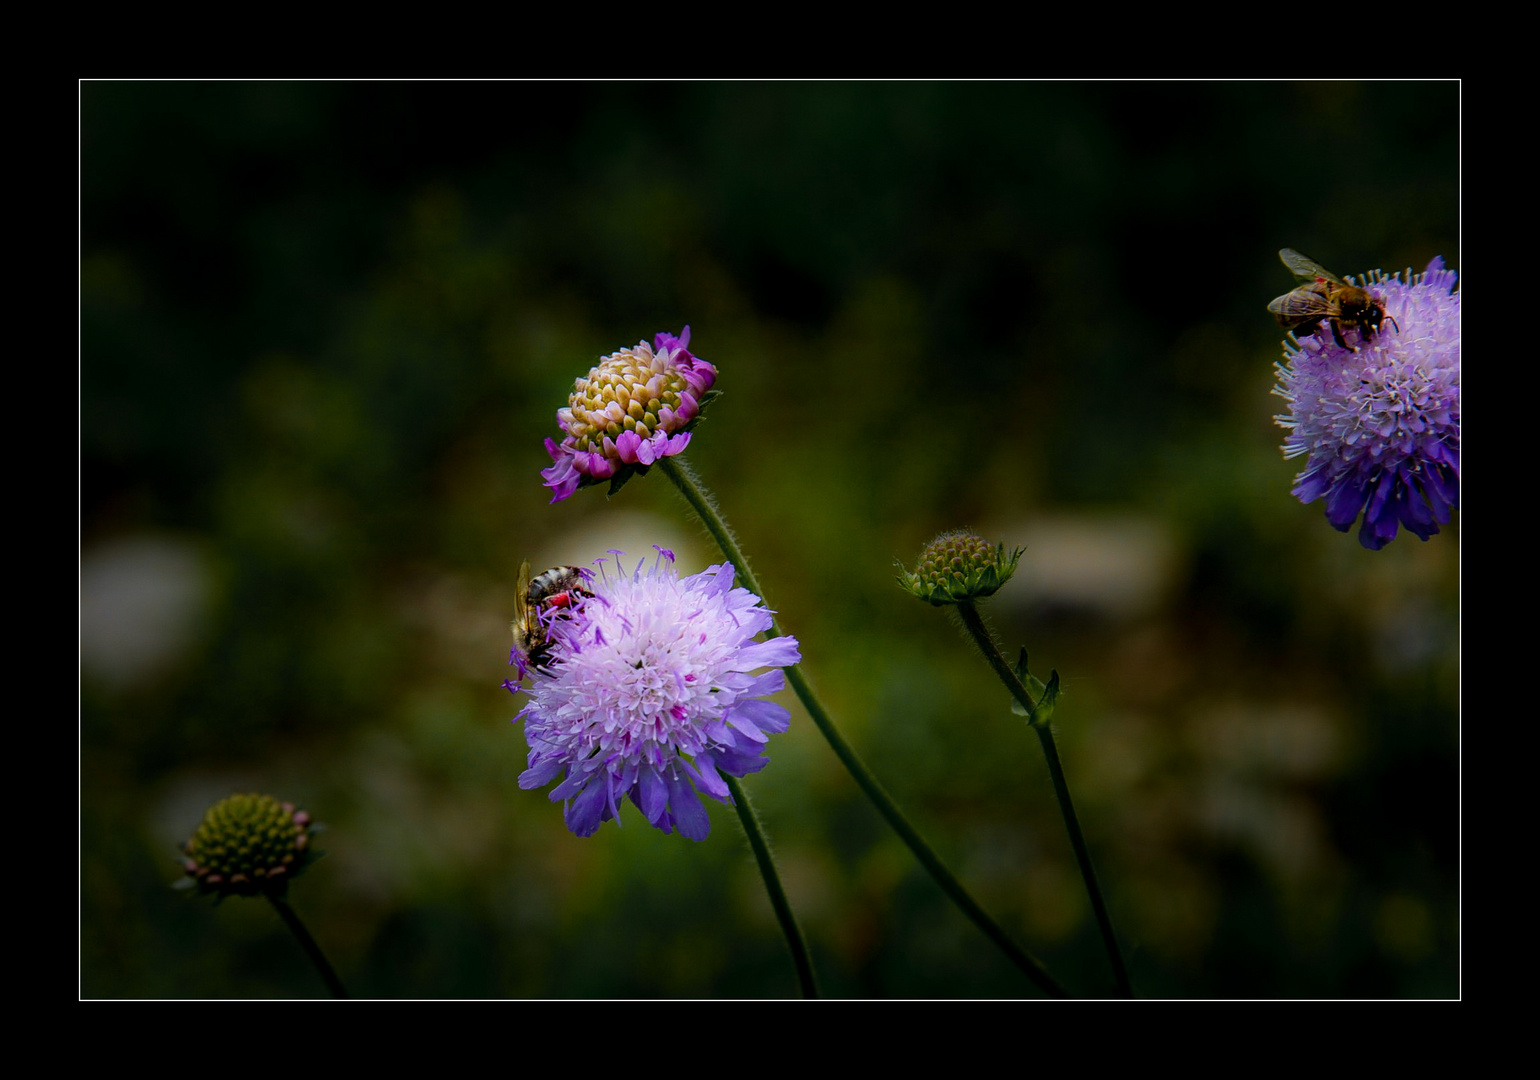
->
[[265, 893, 348, 999], [725, 773, 819, 998], [657, 454, 1068, 997], [956, 600, 1134, 998]]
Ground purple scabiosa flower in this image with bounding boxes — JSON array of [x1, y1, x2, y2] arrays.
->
[[541, 327, 718, 503], [509, 548, 800, 841], [1273, 257, 1460, 550]]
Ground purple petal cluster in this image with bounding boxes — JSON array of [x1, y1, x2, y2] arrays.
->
[[1273, 257, 1460, 550], [510, 549, 800, 840], [541, 327, 717, 503]]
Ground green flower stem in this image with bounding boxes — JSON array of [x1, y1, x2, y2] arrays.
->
[[657, 455, 1067, 998], [955, 600, 1134, 999], [724, 773, 819, 998], [265, 894, 348, 999]]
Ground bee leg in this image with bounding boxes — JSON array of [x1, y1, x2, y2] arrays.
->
[[1329, 320, 1355, 351]]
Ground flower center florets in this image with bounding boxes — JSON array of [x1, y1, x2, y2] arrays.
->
[[563, 344, 690, 453], [918, 531, 995, 590], [182, 793, 314, 896], [545, 576, 728, 764], [1297, 338, 1453, 470]]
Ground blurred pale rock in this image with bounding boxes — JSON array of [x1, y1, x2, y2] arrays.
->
[[81, 536, 212, 689]]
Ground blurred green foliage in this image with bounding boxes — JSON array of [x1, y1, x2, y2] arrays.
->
[[82, 81, 1458, 998]]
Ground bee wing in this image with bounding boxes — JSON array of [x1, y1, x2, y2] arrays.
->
[[1268, 286, 1335, 321], [513, 559, 532, 633], [1278, 248, 1345, 286]]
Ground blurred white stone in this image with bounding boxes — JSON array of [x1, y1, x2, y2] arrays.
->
[[988, 514, 1179, 622], [80, 536, 213, 689]]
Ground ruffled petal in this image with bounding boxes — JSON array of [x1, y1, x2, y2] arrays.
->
[[683, 755, 731, 802], [564, 776, 609, 837], [730, 637, 802, 671], [518, 756, 565, 790], [637, 765, 669, 823], [730, 697, 791, 735], [665, 768, 711, 841]]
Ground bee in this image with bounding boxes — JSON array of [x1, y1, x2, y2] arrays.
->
[[512, 561, 593, 673], [1268, 248, 1399, 351]]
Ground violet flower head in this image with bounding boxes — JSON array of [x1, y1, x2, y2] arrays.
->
[[1273, 257, 1460, 550], [541, 327, 718, 503], [510, 548, 800, 841]]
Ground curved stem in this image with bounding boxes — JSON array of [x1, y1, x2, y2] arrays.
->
[[657, 455, 1067, 998], [265, 893, 348, 999], [656, 455, 771, 606], [1032, 721, 1133, 998], [724, 773, 819, 998], [956, 601, 1134, 999]]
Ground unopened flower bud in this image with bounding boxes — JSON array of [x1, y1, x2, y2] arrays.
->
[[178, 793, 319, 900], [898, 530, 1023, 606]]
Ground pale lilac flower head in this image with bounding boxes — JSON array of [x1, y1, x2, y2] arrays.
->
[[509, 548, 800, 840], [541, 327, 718, 503], [1273, 257, 1460, 550]]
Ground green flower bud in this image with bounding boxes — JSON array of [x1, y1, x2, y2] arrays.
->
[[897, 530, 1023, 606], [178, 793, 319, 900]]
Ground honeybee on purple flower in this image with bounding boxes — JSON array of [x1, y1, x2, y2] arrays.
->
[[1268, 248, 1399, 352], [1272, 255, 1459, 549], [510, 548, 801, 840], [512, 561, 593, 675]]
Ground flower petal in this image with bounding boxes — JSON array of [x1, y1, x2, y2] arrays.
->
[[637, 765, 669, 822], [730, 697, 791, 735], [730, 637, 802, 671], [564, 776, 609, 837], [518, 756, 565, 790], [614, 430, 642, 463], [665, 769, 710, 841], [686, 754, 731, 801]]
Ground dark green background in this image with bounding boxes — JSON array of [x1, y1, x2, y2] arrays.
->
[[81, 81, 1459, 998]]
